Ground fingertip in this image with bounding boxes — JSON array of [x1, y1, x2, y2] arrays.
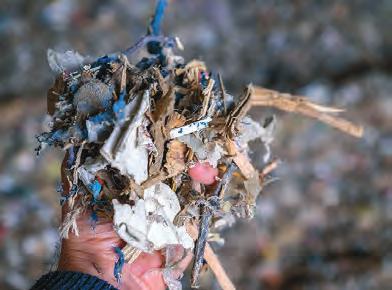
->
[[141, 269, 166, 290], [188, 162, 218, 185], [129, 251, 164, 276]]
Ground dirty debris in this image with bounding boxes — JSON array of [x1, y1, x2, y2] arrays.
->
[[169, 117, 212, 138], [37, 0, 363, 289]]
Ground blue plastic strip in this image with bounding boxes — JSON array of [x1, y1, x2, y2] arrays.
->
[[89, 180, 102, 200], [151, 0, 168, 36], [114, 246, 125, 283]]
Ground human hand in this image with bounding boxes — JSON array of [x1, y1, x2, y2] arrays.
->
[[57, 156, 217, 290], [57, 157, 193, 290]]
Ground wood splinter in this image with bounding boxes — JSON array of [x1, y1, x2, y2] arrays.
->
[[260, 159, 280, 179], [252, 86, 363, 138]]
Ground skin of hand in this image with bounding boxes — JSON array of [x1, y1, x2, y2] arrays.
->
[[57, 158, 217, 290]]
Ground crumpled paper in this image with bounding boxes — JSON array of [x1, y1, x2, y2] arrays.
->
[[113, 182, 193, 252]]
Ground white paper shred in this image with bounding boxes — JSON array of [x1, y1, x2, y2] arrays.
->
[[47, 49, 85, 74], [77, 157, 108, 187], [169, 117, 212, 138], [239, 116, 275, 144], [178, 133, 224, 167], [112, 182, 194, 252], [239, 116, 276, 162], [86, 119, 111, 143], [100, 91, 150, 184]]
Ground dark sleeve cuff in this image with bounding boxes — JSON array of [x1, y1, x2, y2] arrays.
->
[[30, 271, 118, 290]]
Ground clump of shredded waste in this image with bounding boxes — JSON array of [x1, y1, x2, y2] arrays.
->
[[38, 1, 363, 289]]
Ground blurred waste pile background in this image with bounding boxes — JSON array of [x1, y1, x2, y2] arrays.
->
[[0, 0, 391, 289]]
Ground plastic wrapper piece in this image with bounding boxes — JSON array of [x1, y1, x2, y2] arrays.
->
[[77, 157, 108, 188], [47, 48, 86, 74], [238, 116, 276, 162], [238, 116, 275, 145], [178, 133, 224, 167], [170, 117, 212, 138], [163, 268, 182, 290]]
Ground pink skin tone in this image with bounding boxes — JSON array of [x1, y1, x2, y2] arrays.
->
[[59, 160, 218, 290], [188, 162, 219, 185], [58, 212, 169, 290]]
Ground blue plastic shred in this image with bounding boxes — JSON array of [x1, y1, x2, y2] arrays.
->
[[59, 196, 67, 206], [95, 54, 118, 65], [161, 68, 169, 78], [90, 210, 98, 230], [67, 146, 76, 169], [88, 111, 113, 124], [200, 71, 209, 89], [69, 184, 78, 196], [114, 247, 125, 283], [89, 180, 102, 200], [150, 0, 168, 36], [56, 181, 68, 206], [69, 84, 78, 94], [74, 124, 88, 140], [37, 130, 64, 148], [59, 184, 77, 205], [136, 56, 159, 70], [175, 92, 185, 104], [51, 129, 67, 143], [56, 181, 64, 194], [113, 90, 126, 121]]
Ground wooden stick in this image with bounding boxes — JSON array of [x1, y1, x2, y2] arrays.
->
[[252, 86, 363, 138], [187, 223, 236, 290], [225, 140, 256, 179], [260, 159, 280, 178]]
